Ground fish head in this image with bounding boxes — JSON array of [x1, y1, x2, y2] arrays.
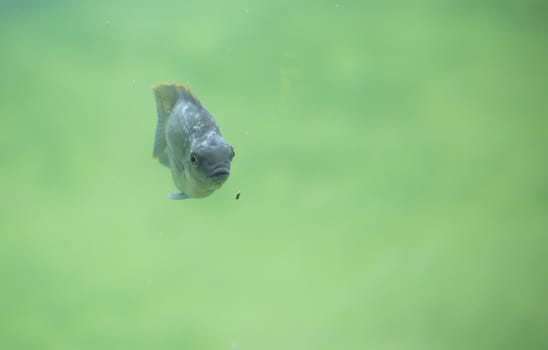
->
[[187, 133, 234, 194]]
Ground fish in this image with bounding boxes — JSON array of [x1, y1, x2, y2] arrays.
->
[[152, 83, 234, 200]]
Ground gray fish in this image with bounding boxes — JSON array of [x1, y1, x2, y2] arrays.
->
[[152, 83, 234, 200]]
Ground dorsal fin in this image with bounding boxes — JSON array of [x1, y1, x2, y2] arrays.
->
[[152, 83, 200, 160]]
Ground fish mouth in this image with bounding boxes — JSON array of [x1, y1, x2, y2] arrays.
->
[[208, 168, 230, 178]]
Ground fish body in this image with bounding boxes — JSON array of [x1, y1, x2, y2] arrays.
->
[[152, 83, 234, 199]]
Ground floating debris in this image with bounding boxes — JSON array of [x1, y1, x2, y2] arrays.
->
[[235, 191, 241, 200]]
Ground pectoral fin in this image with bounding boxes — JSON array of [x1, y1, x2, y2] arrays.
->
[[169, 192, 188, 200], [157, 150, 170, 167]]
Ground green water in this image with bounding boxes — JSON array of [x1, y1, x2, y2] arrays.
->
[[1, 1, 547, 349]]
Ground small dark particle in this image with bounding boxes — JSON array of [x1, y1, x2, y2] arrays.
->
[[235, 191, 240, 200]]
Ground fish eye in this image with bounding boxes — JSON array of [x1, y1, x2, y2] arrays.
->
[[190, 152, 199, 167]]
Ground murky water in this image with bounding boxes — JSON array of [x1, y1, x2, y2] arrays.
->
[[1, 1, 547, 349]]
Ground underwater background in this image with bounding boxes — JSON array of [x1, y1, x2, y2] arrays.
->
[[1, 0, 547, 349]]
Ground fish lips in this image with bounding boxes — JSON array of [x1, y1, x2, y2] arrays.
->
[[208, 167, 230, 180]]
